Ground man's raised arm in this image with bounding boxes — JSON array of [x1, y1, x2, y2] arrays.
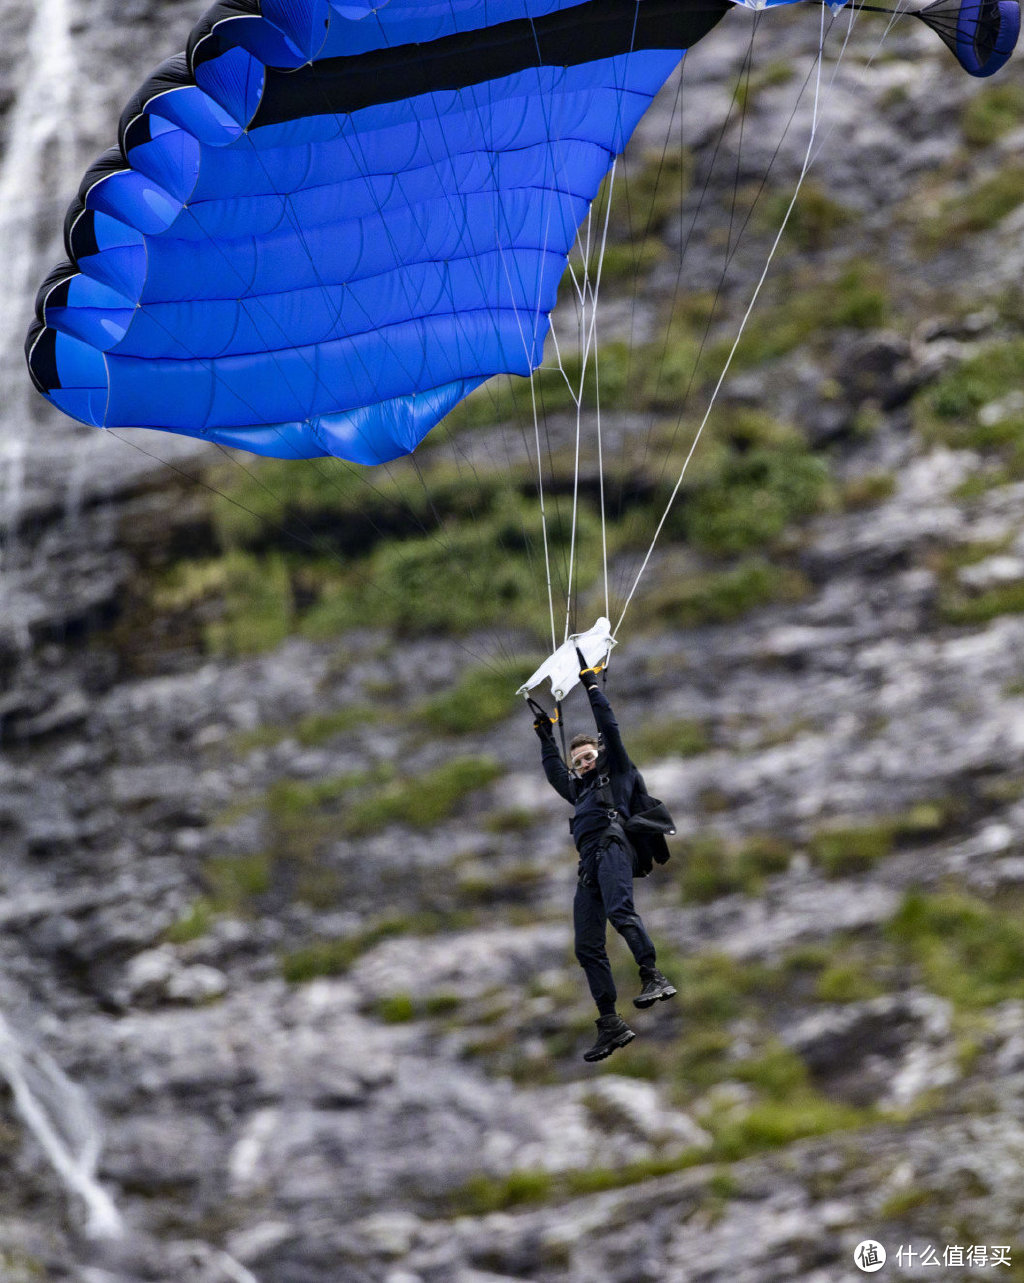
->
[[533, 707, 576, 803], [577, 650, 629, 773]]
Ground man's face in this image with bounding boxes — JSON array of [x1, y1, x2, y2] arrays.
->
[[571, 743, 599, 775]]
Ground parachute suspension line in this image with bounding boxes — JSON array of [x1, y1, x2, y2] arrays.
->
[[613, 0, 832, 640], [615, 2, 847, 610], [809, 0, 905, 169], [588, 157, 618, 628], [611, 18, 761, 572], [496, 195, 562, 654], [530, 372, 560, 654]]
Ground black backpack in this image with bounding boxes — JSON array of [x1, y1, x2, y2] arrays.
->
[[623, 770, 676, 877]]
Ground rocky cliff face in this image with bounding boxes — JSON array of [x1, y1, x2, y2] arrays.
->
[[4, 3, 1024, 1282]]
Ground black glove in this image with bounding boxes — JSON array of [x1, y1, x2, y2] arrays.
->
[[576, 646, 601, 692], [528, 698, 555, 740]]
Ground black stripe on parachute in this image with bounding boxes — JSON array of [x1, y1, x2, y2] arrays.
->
[[251, 0, 733, 129]]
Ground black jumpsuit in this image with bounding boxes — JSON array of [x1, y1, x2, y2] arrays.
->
[[540, 685, 658, 1015]]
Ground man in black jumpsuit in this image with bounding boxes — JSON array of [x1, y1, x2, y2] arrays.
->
[[534, 654, 676, 1062]]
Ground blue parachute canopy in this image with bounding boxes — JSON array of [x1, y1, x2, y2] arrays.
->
[[27, 0, 1019, 463], [27, 0, 748, 463]]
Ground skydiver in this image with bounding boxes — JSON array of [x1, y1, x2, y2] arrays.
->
[[532, 651, 676, 1062]]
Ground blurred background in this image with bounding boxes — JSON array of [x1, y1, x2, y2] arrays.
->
[[3, 1, 1024, 1280]]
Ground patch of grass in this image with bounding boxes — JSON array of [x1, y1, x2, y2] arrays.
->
[[841, 471, 897, 510], [156, 550, 295, 657], [645, 557, 811, 630], [416, 660, 537, 735], [341, 755, 501, 836], [930, 164, 1024, 238], [708, 1095, 866, 1160], [914, 338, 1024, 456], [758, 179, 853, 252], [457, 861, 547, 906], [292, 704, 379, 746], [940, 578, 1024, 626], [815, 963, 887, 1004], [679, 832, 792, 905], [483, 807, 537, 833], [808, 802, 953, 877], [962, 82, 1024, 147], [887, 889, 1024, 1009], [280, 915, 431, 984], [165, 898, 215, 944], [629, 716, 711, 760], [376, 993, 417, 1023], [202, 853, 273, 912], [455, 1168, 556, 1215], [301, 491, 607, 642], [679, 448, 832, 557], [593, 146, 697, 241], [718, 262, 889, 371]]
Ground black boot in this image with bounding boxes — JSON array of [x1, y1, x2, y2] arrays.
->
[[634, 968, 677, 1009], [583, 1013, 635, 1062]]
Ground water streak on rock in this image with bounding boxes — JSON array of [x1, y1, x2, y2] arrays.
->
[[0, 1011, 124, 1241]]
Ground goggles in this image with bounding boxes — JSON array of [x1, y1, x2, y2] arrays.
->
[[571, 748, 599, 767]]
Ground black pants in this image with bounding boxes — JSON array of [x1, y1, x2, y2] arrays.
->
[[573, 835, 657, 1016]]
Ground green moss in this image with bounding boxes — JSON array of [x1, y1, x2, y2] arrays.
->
[[591, 146, 697, 242], [719, 263, 889, 371], [730, 1042, 811, 1098], [709, 1095, 866, 1160], [929, 164, 1024, 238], [483, 807, 537, 833], [416, 660, 537, 735], [458, 861, 547, 906], [809, 803, 953, 877], [156, 549, 295, 656], [455, 1168, 555, 1215], [377, 993, 417, 1023], [841, 471, 897, 510], [202, 853, 272, 912], [815, 964, 886, 1004], [628, 716, 711, 760], [165, 898, 215, 944], [680, 834, 747, 903], [758, 179, 853, 252], [680, 832, 792, 905], [645, 557, 811, 629], [281, 937, 367, 983], [808, 823, 896, 877], [679, 448, 831, 557], [280, 916, 422, 983], [341, 756, 501, 836], [292, 705, 379, 746], [962, 82, 1024, 147], [914, 339, 1024, 456], [887, 889, 1024, 1009], [878, 1184, 941, 1219], [940, 578, 1024, 626]]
